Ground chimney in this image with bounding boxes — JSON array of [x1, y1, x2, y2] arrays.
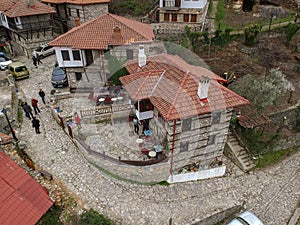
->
[[28, 0, 35, 7], [197, 76, 210, 105], [74, 17, 80, 27], [138, 45, 146, 68], [113, 26, 122, 41]]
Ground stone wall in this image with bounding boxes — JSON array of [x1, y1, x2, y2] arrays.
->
[[74, 136, 171, 183], [66, 3, 108, 29], [152, 109, 232, 171]]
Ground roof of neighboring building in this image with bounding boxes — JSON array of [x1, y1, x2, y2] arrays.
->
[[42, 0, 110, 5], [238, 114, 271, 128], [0, 0, 55, 18], [0, 151, 53, 225], [120, 54, 249, 120], [48, 13, 154, 50]]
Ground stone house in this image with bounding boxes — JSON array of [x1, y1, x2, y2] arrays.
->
[[42, 0, 110, 33], [154, 0, 208, 34], [0, 0, 56, 56], [48, 13, 155, 92], [120, 53, 249, 173]]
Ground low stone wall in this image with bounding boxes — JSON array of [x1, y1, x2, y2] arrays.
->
[[190, 202, 242, 225], [73, 135, 171, 183]]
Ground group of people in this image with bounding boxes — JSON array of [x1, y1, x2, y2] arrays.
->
[[21, 89, 46, 134], [133, 117, 149, 135]]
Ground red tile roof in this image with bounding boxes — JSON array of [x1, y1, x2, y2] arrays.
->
[[42, 0, 110, 5], [1, 0, 55, 18], [48, 13, 154, 50], [0, 151, 53, 225], [120, 54, 249, 120]]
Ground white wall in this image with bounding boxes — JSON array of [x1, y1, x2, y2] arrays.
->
[[0, 13, 9, 28], [54, 47, 84, 68], [181, 0, 207, 9]]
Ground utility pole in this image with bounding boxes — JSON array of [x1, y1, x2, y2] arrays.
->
[[268, 13, 274, 32], [1, 108, 18, 142]]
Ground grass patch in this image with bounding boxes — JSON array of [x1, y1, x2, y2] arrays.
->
[[256, 146, 299, 168]]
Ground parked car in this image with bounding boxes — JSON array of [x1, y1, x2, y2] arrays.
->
[[6, 62, 29, 80], [228, 211, 264, 225], [51, 66, 68, 88], [0, 52, 9, 58], [33, 44, 54, 58], [0, 56, 12, 70]]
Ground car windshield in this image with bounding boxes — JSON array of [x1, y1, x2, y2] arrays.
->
[[0, 57, 10, 62], [53, 68, 65, 76], [15, 66, 27, 72], [35, 46, 44, 52]]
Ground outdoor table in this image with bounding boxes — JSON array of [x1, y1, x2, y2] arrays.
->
[[117, 96, 123, 101], [136, 139, 143, 144], [148, 151, 156, 159], [98, 98, 105, 102], [111, 97, 117, 101]]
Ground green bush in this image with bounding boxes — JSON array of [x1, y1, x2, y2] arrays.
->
[[285, 22, 300, 42], [77, 209, 113, 225], [37, 205, 63, 225]]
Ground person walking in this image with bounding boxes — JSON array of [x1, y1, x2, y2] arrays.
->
[[38, 89, 46, 104], [36, 54, 43, 65], [32, 117, 41, 134], [32, 55, 37, 68], [22, 102, 34, 119], [31, 98, 40, 114], [132, 117, 139, 134]]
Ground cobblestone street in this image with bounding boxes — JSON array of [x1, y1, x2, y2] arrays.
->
[[8, 55, 300, 224]]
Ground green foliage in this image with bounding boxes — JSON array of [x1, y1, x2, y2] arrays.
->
[[216, 0, 226, 24], [285, 22, 300, 42], [229, 68, 287, 113], [107, 55, 128, 86], [241, 128, 280, 156], [109, 0, 156, 16], [156, 180, 170, 186], [244, 24, 262, 46], [256, 147, 298, 168], [212, 27, 232, 46], [37, 205, 63, 225], [77, 209, 113, 225], [184, 26, 202, 51]]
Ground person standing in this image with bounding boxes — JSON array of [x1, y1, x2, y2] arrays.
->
[[22, 102, 34, 119], [133, 117, 139, 134], [32, 117, 41, 134], [31, 98, 40, 114], [38, 89, 46, 104], [74, 112, 81, 128], [32, 55, 37, 68]]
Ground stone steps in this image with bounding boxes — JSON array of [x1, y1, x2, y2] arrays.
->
[[225, 132, 256, 172]]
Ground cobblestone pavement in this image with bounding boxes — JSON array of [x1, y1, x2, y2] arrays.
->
[[10, 55, 300, 225]]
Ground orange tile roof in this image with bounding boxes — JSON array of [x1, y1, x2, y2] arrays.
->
[[120, 54, 249, 121], [42, 0, 110, 5], [125, 53, 227, 83], [0, 151, 53, 225], [1, 0, 55, 18], [48, 13, 154, 49]]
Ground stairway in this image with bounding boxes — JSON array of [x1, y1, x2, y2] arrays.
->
[[225, 132, 256, 172]]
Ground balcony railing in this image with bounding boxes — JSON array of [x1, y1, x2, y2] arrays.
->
[[136, 110, 153, 120]]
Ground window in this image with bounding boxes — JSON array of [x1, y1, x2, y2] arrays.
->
[[126, 49, 133, 60], [182, 118, 192, 132], [76, 9, 80, 18], [72, 50, 81, 60], [61, 50, 70, 61], [207, 135, 216, 146], [68, 8, 71, 16], [212, 112, 221, 125], [75, 72, 82, 81], [180, 142, 189, 152], [191, 14, 197, 22], [183, 14, 189, 22], [164, 13, 170, 22], [171, 14, 177, 22]]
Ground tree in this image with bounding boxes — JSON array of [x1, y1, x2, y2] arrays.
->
[[244, 24, 261, 46], [77, 209, 113, 225], [229, 68, 287, 113]]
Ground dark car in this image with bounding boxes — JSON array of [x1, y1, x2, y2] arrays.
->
[[51, 67, 68, 88]]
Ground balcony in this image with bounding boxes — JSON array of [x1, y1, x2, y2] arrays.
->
[[162, 0, 181, 9], [136, 109, 153, 120]]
